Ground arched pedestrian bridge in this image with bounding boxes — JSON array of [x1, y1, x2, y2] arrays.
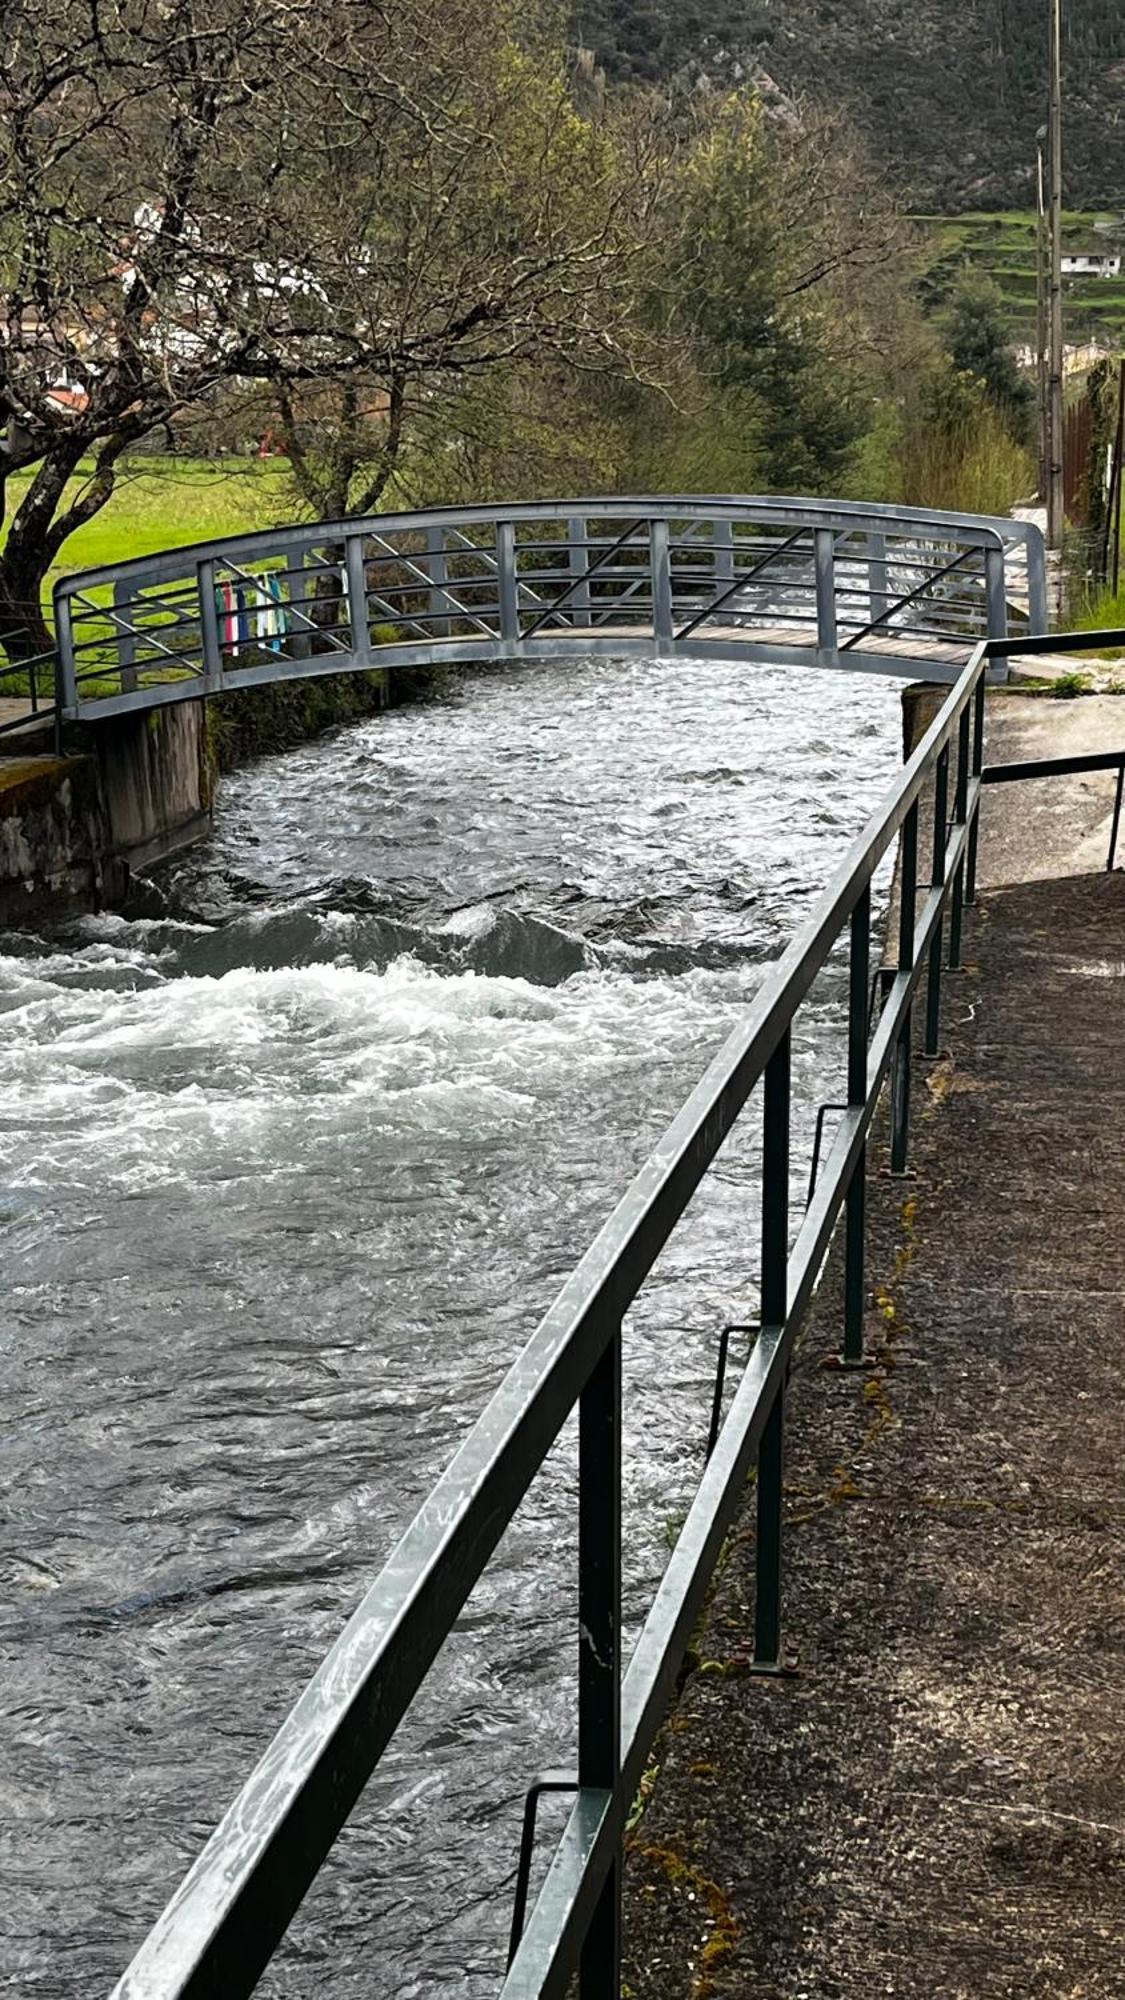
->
[[53, 495, 1047, 722]]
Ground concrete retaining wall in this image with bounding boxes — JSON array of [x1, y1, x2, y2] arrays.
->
[[0, 700, 210, 925]]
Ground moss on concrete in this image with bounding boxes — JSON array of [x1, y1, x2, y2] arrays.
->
[[0, 753, 98, 814]]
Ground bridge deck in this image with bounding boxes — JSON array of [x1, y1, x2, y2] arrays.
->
[[624, 832, 1125, 1992], [555, 623, 971, 660]]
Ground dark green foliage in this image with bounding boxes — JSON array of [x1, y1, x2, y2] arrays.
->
[[573, 0, 1125, 210], [668, 96, 872, 492], [573, 0, 744, 80], [944, 275, 1034, 441], [206, 671, 392, 773], [1078, 357, 1124, 578]]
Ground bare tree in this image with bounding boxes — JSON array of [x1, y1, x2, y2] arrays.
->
[[0, 0, 668, 658]]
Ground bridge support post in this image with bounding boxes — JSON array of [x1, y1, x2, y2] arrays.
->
[[578, 1320, 622, 1999], [198, 558, 223, 692], [426, 526, 452, 634], [54, 590, 77, 716], [985, 545, 1009, 683], [755, 1030, 790, 1665], [1026, 532, 1049, 636], [844, 886, 870, 1364], [286, 548, 312, 661], [890, 803, 918, 1175], [713, 517, 734, 591], [867, 531, 889, 627], [113, 579, 139, 695], [345, 535, 370, 662]]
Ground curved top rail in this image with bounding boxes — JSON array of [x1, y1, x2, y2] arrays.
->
[[51, 493, 1047, 723], [56, 494, 1029, 595]]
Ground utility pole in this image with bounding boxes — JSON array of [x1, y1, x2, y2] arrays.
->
[[1035, 142, 1049, 504], [1047, 0, 1065, 551]]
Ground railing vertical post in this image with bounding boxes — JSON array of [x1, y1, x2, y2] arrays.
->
[[114, 579, 139, 694], [344, 532, 370, 661], [287, 547, 312, 661], [890, 802, 918, 1175], [198, 558, 222, 692], [867, 530, 889, 627], [949, 704, 971, 967], [1109, 764, 1124, 873], [1026, 528, 1049, 636], [844, 884, 870, 1365], [578, 1322, 622, 1999], [427, 525, 451, 635], [713, 516, 734, 592], [925, 746, 950, 1056], [568, 515, 592, 627], [54, 587, 77, 716], [966, 673, 986, 905], [649, 517, 673, 650], [755, 1029, 790, 1666], [497, 521, 519, 648], [814, 528, 837, 653], [985, 544, 1008, 650]]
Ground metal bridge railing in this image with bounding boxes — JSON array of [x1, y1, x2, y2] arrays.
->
[[52, 497, 1047, 723], [0, 640, 63, 744], [976, 628, 1125, 872], [108, 622, 1125, 1999]]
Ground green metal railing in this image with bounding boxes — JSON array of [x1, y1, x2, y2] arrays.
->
[[106, 626, 1121, 1999]]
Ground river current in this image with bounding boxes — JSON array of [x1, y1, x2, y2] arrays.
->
[[1, 653, 902, 1994]]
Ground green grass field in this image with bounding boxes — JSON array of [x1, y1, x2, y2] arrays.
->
[[0, 456, 295, 698], [1, 455, 293, 588]]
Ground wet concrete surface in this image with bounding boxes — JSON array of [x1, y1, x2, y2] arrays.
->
[[623, 860, 1125, 1999], [980, 694, 1125, 885]]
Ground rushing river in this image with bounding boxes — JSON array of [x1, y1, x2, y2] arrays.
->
[[1, 653, 902, 1995]]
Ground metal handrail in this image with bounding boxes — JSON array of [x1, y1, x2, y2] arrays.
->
[[984, 748, 1125, 871], [0, 645, 63, 745], [51, 496, 1047, 724], [56, 496, 1029, 595], [109, 626, 1017, 2000], [977, 626, 1125, 870]]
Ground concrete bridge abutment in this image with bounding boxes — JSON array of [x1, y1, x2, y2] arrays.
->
[[0, 697, 210, 925]]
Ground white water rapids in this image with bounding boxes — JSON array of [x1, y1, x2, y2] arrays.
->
[[0, 653, 903, 1993]]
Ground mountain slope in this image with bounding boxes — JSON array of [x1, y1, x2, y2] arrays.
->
[[575, 0, 1125, 211]]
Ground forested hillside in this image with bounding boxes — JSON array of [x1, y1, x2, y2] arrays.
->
[[574, 0, 1125, 210]]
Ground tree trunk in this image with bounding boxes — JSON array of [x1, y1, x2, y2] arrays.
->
[[0, 433, 87, 668], [0, 545, 54, 666]]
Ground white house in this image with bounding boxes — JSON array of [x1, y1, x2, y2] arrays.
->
[[1060, 252, 1122, 279]]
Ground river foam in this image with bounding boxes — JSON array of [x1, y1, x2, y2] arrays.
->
[[1, 652, 902, 1993]]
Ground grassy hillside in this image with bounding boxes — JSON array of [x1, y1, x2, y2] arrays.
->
[[919, 211, 1125, 343], [575, 0, 1125, 212]]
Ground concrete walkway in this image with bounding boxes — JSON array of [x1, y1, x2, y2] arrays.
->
[[623, 734, 1125, 1999]]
